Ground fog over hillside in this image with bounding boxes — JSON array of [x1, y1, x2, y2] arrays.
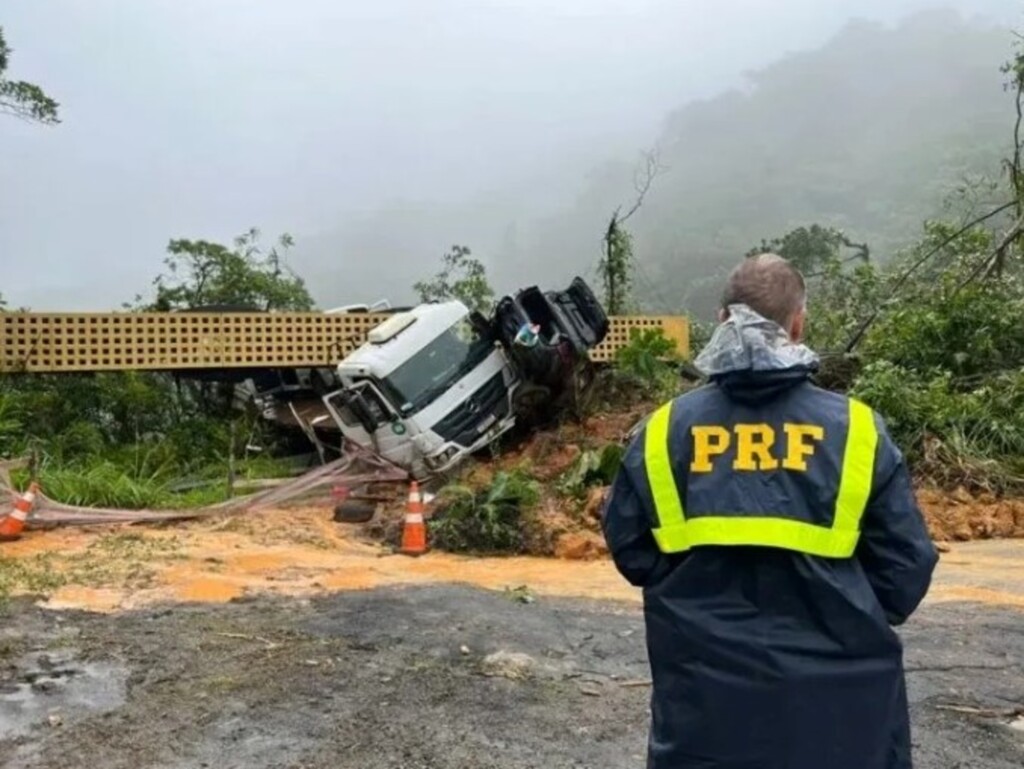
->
[[1, 0, 1020, 313]]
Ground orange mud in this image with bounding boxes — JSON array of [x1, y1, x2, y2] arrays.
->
[[4, 507, 639, 613], [926, 540, 1024, 608], [1, 499, 1021, 615], [5, 420, 1024, 617]]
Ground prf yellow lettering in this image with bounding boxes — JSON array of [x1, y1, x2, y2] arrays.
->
[[688, 423, 825, 473], [783, 424, 825, 471], [690, 426, 730, 472], [733, 424, 778, 471]]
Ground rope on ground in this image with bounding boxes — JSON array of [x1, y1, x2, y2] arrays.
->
[[0, 440, 409, 530]]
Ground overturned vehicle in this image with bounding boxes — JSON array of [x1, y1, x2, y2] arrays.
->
[[258, 277, 609, 480], [322, 277, 609, 479]]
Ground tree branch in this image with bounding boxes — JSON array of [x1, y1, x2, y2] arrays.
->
[[804, 251, 868, 279], [0, 86, 60, 124], [620, 149, 665, 225], [1014, 62, 1023, 214], [838, 233, 870, 263], [948, 214, 1024, 295]]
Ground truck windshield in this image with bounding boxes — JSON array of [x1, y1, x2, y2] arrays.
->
[[381, 318, 494, 413]]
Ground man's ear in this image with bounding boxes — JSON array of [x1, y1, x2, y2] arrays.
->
[[717, 307, 728, 323], [789, 308, 806, 342]]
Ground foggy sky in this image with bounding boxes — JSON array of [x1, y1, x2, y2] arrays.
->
[[1, 0, 1018, 310]]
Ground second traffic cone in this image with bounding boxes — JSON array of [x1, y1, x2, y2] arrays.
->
[[0, 482, 39, 542], [399, 480, 428, 556]]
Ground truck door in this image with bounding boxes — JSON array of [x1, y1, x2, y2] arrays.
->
[[551, 277, 610, 350], [323, 383, 381, 448], [363, 385, 418, 470], [324, 382, 418, 470]]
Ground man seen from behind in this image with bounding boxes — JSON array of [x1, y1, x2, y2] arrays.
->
[[601, 253, 938, 769]]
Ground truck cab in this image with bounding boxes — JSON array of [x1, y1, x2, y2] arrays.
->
[[321, 301, 520, 479]]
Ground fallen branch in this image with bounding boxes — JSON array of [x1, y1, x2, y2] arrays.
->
[[985, 214, 1024, 279], [906, 663, 1020, 673], [844, 200, 1017, 353], [935, 704, 1024, 718], [619, 679, 652, 688], [946, 213, 1024, 297]]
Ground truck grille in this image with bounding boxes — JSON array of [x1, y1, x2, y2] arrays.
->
[[432, 372, 509, 447]]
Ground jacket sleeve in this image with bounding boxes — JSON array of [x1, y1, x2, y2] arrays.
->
[[600, 432, 673, 588], [855, 413, 939, 626]]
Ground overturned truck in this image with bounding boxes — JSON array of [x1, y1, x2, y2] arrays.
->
[[256, 277, 609, 480]]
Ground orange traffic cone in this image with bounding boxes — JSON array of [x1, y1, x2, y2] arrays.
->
[[0, 482, 39, 542], [399, 480, 428, 556]]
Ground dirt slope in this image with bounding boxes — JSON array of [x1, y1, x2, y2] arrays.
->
[[469, 410, 1024, 557]]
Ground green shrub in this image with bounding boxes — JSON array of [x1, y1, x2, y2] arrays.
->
[[851, 362, 1024, 487], [863, 281, 1024, 378], [429, 470, 541, 555], [687, 318, 716, 354], [613, 327, 681, 398], [557, 444, 625, 499]]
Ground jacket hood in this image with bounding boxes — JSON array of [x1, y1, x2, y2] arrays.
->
[[694, 304, 819, 404]]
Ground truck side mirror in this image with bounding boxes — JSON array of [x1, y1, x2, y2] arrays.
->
[[469, 310, 494, 336], [340, 391, 380, 433]]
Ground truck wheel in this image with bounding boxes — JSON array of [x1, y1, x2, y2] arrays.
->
[[333, 500, 377, 524]]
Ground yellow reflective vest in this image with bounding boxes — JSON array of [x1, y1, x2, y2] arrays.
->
[[641, 394, 879, 559]]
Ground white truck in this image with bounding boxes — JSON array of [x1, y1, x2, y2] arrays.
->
[[300, 277, 609, 480], [321, 301, 517, 478]]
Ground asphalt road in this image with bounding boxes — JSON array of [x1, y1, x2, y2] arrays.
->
[[0, 582, 1021, 769]]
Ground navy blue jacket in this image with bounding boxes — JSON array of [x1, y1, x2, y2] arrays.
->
[[601, 367, 938, 769]]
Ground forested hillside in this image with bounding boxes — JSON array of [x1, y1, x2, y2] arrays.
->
[[297, 9, 1016, 318], [518, 9, 1015, 316]]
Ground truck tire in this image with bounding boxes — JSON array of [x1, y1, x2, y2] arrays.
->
[[332, 500, 377, 524]]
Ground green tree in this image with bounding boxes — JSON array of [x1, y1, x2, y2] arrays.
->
[[413, 244, 495, 314], [746, 225, 875, 351], [0, 26, 59, 124], [1001, 34, 1024, 216], [600, 220, 635, 315], [141, 227, 314, 311], [600, 149, 662, 314], [747, 224, 869, 275]]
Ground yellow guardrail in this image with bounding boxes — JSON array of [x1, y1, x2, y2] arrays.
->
[[0, 311, 689, 374]]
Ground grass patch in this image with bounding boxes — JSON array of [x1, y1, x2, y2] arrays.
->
[[0, 531, 185, 603], [0, 553, 67, 602], [61, 532, 183, 589], [202, 512, 333, 549], [8, 456, 298, 511]]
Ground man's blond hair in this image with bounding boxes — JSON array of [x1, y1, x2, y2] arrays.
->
[[721, 253, 807, 328]]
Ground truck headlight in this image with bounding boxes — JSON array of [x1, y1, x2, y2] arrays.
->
[[426, 446, 459, 469]]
